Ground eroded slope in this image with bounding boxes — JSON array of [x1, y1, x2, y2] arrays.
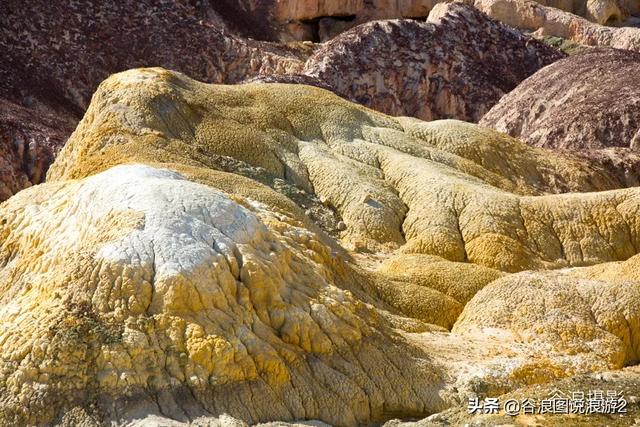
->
[[2, 68, 640, 425]]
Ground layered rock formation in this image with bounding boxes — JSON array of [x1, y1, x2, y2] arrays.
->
[[2, 68, 640, 425], [264, 0, 639, 41], [473, 0, 640, 51], [481, 48, 640, 150], [0, 100, 76, 201], [302, 3, 563, 122]]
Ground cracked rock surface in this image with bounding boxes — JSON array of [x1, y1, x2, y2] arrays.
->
[[1, 68, 639, 425]]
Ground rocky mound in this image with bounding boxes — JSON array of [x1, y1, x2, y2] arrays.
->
[[473, 0, 640, 51], [48, 68, 637, 268], [230, 0, 640, 41], [3, 68, 640, 425], [481, 48, 640, 150], [0, 163, 449, 425], [303, 3, 563, 122], [396, 365, 640, 426]]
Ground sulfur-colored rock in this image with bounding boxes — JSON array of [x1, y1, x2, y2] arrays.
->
[[0, 164, 448, 426], [378, 254, 505, 306], [303, 3, 563, 122], [0, 1, 562, 201], [48, 68, 640, 268], [454, 272, 640, 369], [392, 365, 640, 426], [4, 67, 640, 425]]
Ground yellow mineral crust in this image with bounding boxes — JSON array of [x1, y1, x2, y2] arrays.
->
[[48, 68, 639, 268], [3, 68, 640, 425], [0, 164, 445, 425]]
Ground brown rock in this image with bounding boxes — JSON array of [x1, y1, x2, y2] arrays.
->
[[302, 2, 563, 122], [270, 0, 638, 41], [480, 48, 640, 150], [0, 99, 77, 201], [480, 47, 640, 186], [272, 0, 441, 41], [473, 0, 640, 51]]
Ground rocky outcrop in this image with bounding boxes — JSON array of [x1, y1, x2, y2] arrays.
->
[[480, 48, 640, 184], [272, 0, 441, 41], [266, 0, 639, 41], [0, 0, 305, 113], [473, 0, 640, 51], [0, 100, 76, 200], [4, 67, 640, 425], [303, 3, 563, 122], [49, 69, 635, 262], [481, 48, 640, 150], [0, 163, 448, 426], [0, 1, 563, 202]]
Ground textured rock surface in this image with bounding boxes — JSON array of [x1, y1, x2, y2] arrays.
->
[[0, 0, 309, 201], [3, 68, 640, 425], [481, 48, 640, 150], [481, 48, 640, 185], [48, 68, 639, 266], [389, 366, 640, 426], [303, 3, 563, 122], [248, 0, 639, 41], [473, 0, 640, 51], [0, 164, 447, 425], [0, 1, 562, 202], [0, 0, 305, 113], [0, 100, 76, 201], [528, 0, 634, 24]]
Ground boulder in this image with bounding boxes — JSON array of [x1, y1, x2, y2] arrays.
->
[[480, 48, 640, 185]]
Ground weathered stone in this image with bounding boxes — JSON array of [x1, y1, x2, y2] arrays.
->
[[4, 67, 640, 426], [473, 0, 640, 51], [303, 3, 563, 122], [480, 48, 640, 185], [0, 0, 310, 201]]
